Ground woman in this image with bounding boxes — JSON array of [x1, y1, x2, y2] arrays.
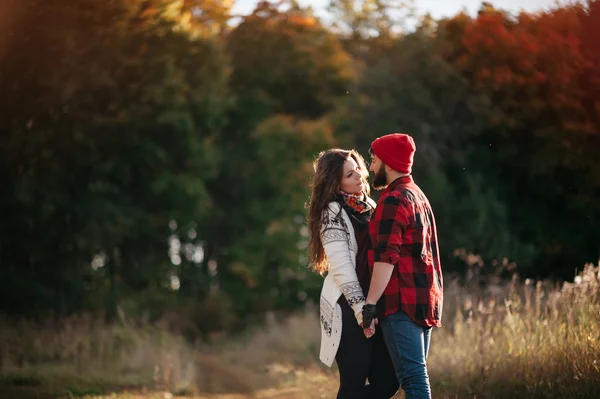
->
[[307, 149, 399, 399]]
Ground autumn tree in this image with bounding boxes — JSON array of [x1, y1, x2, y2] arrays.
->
[[438, 3, 600, 277], [0, 0, 230, 319]]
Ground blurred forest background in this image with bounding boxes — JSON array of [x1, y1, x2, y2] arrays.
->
[[1, 0, 599, 398]]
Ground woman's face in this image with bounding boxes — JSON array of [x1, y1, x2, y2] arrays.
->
[[339, 157, 364, 195]]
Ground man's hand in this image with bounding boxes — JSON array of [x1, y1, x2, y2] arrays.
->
[[362, 304, 377, 333]]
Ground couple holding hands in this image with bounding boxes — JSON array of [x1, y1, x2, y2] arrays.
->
[[308, 134, 444, 399]]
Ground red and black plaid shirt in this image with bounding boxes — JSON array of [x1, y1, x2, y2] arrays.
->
[[368, 176, 443, 328]]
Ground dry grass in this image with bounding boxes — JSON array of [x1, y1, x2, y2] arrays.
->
[[1, 264, 599, 399], [428, 263, 600, 398]]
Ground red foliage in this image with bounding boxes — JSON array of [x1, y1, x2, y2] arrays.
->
[[440, 2, 600, 171]]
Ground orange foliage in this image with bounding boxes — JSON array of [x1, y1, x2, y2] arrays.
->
[[288, 14, 317, 27]]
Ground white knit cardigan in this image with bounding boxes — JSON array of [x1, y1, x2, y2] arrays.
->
[[318, 201, 371, 367]]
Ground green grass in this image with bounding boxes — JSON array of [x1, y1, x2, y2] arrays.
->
[[0, 372, 42, 387]]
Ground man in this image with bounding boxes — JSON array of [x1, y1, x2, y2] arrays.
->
[[362, 133, 443, 399]]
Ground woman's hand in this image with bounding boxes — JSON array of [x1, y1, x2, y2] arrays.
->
[[361, 319, 377, 338]]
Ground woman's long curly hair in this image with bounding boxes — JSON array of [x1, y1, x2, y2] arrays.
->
[[307, 149, 370, 274]]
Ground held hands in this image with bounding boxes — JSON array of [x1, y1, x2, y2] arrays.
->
[[361, 304, 378, 338], [361, 318, 378, 338]]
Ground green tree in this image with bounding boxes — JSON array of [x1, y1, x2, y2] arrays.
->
[[222, 116, 337, 314], [331, 19, 546, 277], [227, 1, 354, 120], [0, 0, 229, 319], [200, 2, 355, 320]]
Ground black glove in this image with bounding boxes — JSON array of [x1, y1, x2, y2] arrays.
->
[[362, 304, 377, 329]]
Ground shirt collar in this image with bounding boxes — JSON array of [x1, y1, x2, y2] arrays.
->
[[384, 175, 413, 193]]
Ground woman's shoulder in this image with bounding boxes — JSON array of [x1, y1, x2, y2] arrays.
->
[[322, 201, 350, 228], [326, 200, 342, 213]]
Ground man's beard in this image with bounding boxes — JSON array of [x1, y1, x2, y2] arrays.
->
[[372, 164, 388, 190]]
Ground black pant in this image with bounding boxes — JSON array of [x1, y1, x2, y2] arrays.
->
[[335, 298, 399, 399]]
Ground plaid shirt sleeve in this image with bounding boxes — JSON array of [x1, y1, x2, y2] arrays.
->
[[372, 194, 410, 265]]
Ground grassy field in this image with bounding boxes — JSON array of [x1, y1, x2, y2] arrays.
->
[[1, 263, 599, 399]]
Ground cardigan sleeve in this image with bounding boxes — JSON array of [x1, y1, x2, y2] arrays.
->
[[321, 202, 366, 326]]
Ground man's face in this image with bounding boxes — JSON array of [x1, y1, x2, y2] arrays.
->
[[369, 154, 388, 190]]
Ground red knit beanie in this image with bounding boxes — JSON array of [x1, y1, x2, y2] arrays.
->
[[371, 133, 416, 174]]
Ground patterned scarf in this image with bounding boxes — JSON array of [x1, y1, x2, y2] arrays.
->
[[338, 191, 373, 215]]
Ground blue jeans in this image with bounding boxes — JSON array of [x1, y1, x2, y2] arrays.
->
[[380, 310, 432, 399]]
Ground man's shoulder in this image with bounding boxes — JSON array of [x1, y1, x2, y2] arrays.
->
[[378, 186, 412, 206], [391, 181, 432, 204]]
